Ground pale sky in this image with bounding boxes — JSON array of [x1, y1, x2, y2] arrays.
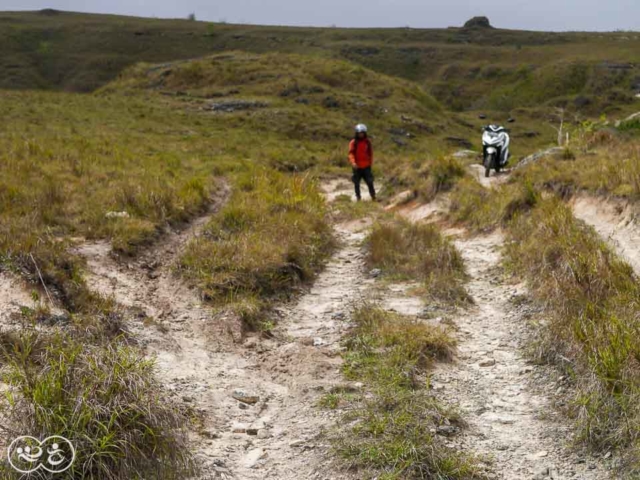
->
[[1, 0, 639, 31]]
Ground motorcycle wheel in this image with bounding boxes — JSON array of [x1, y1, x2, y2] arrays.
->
[[484, 154, 494, 178]]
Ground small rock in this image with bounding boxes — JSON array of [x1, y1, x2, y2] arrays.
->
[[257, 429, 272, 439], [289, 439, 305, 448], [231, 423, 248, 434], [232, 390, 260, 405], [313, 337, 325, 347], [208, 100, 268, 113], [105, 211, 130, 219], [201, 429, 219, 439], [243, 448, 266, 469], [535, 466, 549, 477], [436, 425, 458, 436], [479, 358, 496, 367], [369, 268, 382, 278]]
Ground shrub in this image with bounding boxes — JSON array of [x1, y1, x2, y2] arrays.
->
[[0, 331, 195, 480]]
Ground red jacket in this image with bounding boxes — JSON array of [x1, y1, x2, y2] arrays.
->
[[349, 138, 373, 169]]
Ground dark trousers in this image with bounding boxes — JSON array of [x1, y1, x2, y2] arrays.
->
[[352, 166, 376, 200]]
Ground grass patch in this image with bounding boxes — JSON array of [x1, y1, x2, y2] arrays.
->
[[384, 155, 468, 203], [331, 193, 381, 221], [178, 168, 335, 329], [448, 177, 540, 232], [509, 130, 640, 200], [504, 197, 640, 471], [0, 330, 194, 480], [331, 305, 482, 479], [366, 217, 470, 304]]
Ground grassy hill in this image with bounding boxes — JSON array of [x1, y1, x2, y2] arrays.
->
[[2, 9, 640, 478], [2, 10, 640, 116]]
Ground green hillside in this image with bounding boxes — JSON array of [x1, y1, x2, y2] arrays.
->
[[2, 10, 640, 115]]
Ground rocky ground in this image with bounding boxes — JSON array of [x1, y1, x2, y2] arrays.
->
[[0, 174, 621, 479]]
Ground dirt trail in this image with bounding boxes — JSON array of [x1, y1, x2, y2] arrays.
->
[[75, 182, 381, 479], [24, 168, 614, 479], [572, 195, 640, 275], [397, 178, 611, 479], [468, 164, 511, 189], [434, 232, 608, 479]]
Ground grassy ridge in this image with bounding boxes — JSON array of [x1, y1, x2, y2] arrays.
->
[[178, 169, 334, 329], [2, 11, 640, 116], [367, 217, 470, 303], [505, 198, 640, 472], [332, 306, 482, 479], [512, 133, 640, 199]]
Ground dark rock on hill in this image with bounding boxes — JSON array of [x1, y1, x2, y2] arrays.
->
[[464, 17, 493, 29], [446, 136, 474, 149]]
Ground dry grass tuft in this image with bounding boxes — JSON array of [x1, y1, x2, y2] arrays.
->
[[179, 168, 335, 329], [329, 305, 483, 479], [0, 330, 195, 480], [366, 217, 470, 304]]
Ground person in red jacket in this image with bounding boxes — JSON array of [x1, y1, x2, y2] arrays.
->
[[348, 124, 376, 201]]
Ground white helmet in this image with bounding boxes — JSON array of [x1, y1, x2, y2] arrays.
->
[[355, 124, 368, 133]]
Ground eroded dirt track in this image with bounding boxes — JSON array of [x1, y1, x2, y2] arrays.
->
[[75, 184, 375, 479], [0, 173, 616, 479], [431, 232, 608, 480], [572, 195, 640, 275]]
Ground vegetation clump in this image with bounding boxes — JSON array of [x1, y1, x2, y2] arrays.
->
[[366, 217, 470, 303], [178, 169, 335, 329], [330, 305, 483, 479], [0, 330, 194, 480]]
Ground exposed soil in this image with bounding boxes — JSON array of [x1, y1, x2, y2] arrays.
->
[[0, 171, 617, 479], [0, 272, 40, 326], [572, 194, 640, 275], [433, 231, 609, 479], [73, 184, 379, 479]]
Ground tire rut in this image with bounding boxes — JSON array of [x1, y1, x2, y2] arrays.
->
[[397, 191, 611, 479], [434, 232, 608, 479], [74, 184, 377, 479]]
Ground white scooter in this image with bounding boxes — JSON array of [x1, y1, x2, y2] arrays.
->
[[482, 125, 510, 178]]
